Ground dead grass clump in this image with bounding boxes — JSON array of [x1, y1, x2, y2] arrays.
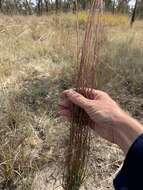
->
[[0, 82, 57, 189], [0, 9, 143, 190], [0, 89, 34, 189], [63, 1, 104, 190], [64, 12, 128, 27]]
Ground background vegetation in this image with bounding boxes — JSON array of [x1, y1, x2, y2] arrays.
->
[[0, 0, 142, 18], [0, 1, 143, 190]]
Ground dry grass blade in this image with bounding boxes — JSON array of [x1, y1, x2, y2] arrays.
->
[[63, 0, 104, 190]]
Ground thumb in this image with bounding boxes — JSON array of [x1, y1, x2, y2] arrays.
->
[[62, 89, 90, 109]]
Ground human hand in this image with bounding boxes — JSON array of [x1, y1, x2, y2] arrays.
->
[[59, 89, 143, 154], [59, 89, 124, 143]]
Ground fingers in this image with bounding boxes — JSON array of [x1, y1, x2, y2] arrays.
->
[[91, 89, 109, 99], [62, 89, 91, 109], [58, 109, 71, 118], [58, 107, 71, 121], [58, 99, 70, 109], [58, 99, 71, 119]]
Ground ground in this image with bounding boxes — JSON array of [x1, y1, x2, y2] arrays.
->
[[0, 13, 143, 190]]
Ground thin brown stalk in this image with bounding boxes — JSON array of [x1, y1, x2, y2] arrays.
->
[[63, 0, 104, 190]]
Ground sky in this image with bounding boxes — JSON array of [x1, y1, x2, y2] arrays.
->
[[129, 0, 136, 7]]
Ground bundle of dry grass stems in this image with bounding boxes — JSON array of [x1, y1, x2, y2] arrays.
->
[[62, 0, 104, 190]]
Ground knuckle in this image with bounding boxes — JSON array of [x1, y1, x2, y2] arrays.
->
[[84, 100, 93, 109], [75, 94, 81, 99]]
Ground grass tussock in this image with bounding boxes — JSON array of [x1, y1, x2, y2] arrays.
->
[[64, 11, 129, 26], [0, 12, 142, 190], [63, 1, 104, 189]]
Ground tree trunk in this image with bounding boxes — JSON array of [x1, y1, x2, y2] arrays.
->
[[0, 0, 2, 11], [72, 1, 76, 13], [37, 0, 43, 15], [44, 0, 49, 14], [112, 0, 116, 14], [130, 0, 138, 27], [25, 0, 32, 15], [55, 0, 58, 13]]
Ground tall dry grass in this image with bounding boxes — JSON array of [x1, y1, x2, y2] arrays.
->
[[0, 13, 142, 190], [63, 1, 105, 190]]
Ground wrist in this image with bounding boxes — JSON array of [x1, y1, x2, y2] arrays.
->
[[114, 113, 143, 154]]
